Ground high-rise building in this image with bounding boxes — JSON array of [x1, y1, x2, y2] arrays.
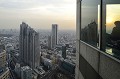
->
[[19, 22, 40, 69], [19, 22, 28, 63], [48, 36, 52, 49], [62, 45, 66, 59], [51, 24, 58, 48]]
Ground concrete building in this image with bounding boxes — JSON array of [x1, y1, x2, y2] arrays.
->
[[51, 24, 58, 48], [0, 50, 6, 68], [20, 22, 40, 69], [0, 68, 10, 79], [0, 45, 10, 79], [62, 45, 66, 59], [76, 0, 120, 79], [21, 66, 32, 79], [48, 35, 52, 49], [19, 22, 28, 63]]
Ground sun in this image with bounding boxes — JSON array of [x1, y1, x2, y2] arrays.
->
[[106, 17, 113, 24]]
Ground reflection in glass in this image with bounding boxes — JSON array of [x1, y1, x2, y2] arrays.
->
[[106, 4, 120, 59], [81, 0, 100, 47]]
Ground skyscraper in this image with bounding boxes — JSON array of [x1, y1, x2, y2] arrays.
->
[[51, 24, 58, 48], [19, 22, 40, 69]]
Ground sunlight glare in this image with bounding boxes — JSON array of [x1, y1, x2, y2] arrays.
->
[[106, 17, 113, 24]]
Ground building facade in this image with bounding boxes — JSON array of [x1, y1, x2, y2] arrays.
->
[[0, 45, 10, 79], [48, 36, 52, 49], [62, 45, 66, 59], [76, 0, 120, 79], [0, 50, 6, 68], [51, 24, 58, 48], [0, 68, 10, 79], [20, 22, 40, 69], [21, 66, 32, 79]]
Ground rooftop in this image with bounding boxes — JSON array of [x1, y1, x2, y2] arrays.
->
[[0, 44, 5, 53], [0, 67, 9, 77]]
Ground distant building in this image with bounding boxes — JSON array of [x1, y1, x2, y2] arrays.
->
[[51, 24, 58, 48], [19, 22, 40, 69], [0, 68, 10, 79], [15, 63, 21, 78], [0, 50, 6, 68], [81, 21, 97, 46], [48, 36, 52, 49], [62, 45, 66, 59], [60, 59, 75, 74], [21, 66, 32, 79], [0, 45, 10, 79]]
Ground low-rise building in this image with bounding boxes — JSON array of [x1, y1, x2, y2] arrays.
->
[[0, 50, 6, 68], [0, 68, 10, 79], [21, 66, 32, 79]]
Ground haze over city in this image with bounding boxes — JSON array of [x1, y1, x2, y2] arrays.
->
[[0, 0, 76, 30]]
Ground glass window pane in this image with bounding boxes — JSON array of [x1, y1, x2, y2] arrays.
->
[[104, 0, 120, 59], [81, 0, 100, 48]]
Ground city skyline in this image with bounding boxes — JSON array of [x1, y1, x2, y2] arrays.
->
[[0, 0, 76, 30]]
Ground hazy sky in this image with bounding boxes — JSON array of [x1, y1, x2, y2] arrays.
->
[[106, 4, 120, 33], [0, 0, 76, 30]]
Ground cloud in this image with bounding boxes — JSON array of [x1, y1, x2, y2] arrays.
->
[[0, 0, 75, 9], [0, 0, 76, 30]]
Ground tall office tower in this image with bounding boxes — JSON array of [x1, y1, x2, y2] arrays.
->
[[20, 22, 40, 69], [48, 36, 52, 49], [51, 24, 58, 48], [32, 32, 40, 68], [62, 45, 66, 59], [20, 22, 28, 63]]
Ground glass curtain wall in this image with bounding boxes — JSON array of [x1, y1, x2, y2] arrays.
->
[[103, 0, 120, 59], [81, 0, 120, 60], [81, 0, 100, 48]]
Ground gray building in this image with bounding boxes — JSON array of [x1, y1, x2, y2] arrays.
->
[[51, 24, 58, 48], [48, 35, 52, 49], [21, 66, 32, 79], [76, 0, 120, 79], [0, 45, 10, 79], [62, 45, 66, 59], [19, 22, 40, 69]]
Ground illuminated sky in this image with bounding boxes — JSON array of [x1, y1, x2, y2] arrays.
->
[[0, 0, 76, 30], [106, 4, 120, 33]]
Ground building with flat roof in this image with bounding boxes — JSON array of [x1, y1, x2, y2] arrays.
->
[[21, 66, 32, 79], [62, 45, 66, 59], [0, 45, 10, 79], [19, 22, 40, 69], [0, 68, 10, 79], [48, 35, 52, 49], [0, 50, 6, 68], [51, 24, 58, 48]]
